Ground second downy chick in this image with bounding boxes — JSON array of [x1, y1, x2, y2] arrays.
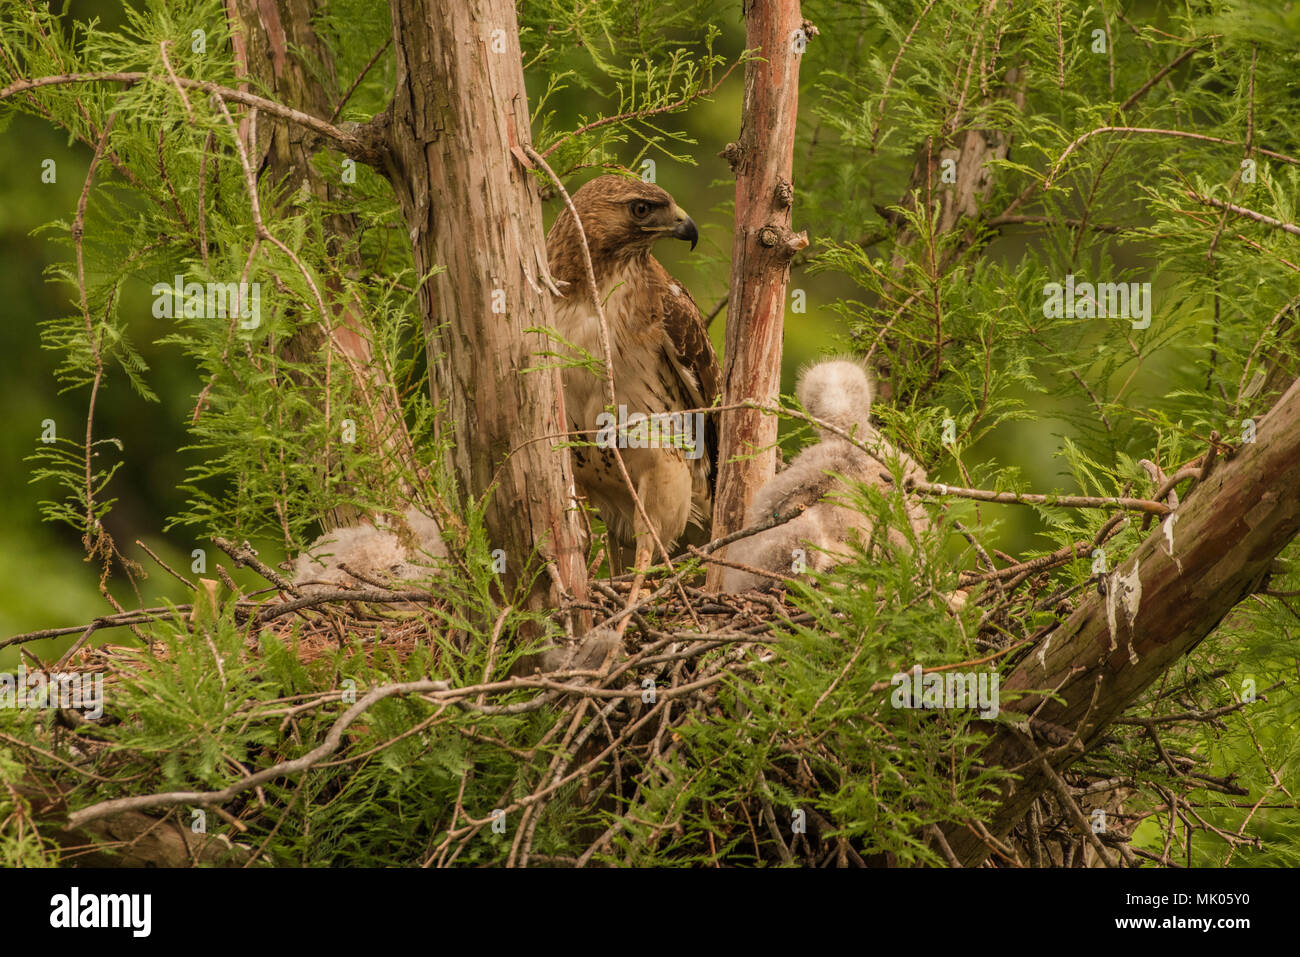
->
[[719, 359, 929, 593], [291, 508, 446, 596]]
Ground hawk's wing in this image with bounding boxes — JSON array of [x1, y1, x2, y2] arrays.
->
[[650, 260, 721, 487]]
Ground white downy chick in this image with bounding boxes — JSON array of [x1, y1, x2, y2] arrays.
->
[[719, 359, 929, 593], [291, 508, 446, 596]]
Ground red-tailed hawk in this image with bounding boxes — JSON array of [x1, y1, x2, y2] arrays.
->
[[546, 175, 721, 573]]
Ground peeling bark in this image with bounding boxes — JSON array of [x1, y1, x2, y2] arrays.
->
[[707, 1, 811, 590], [943, 374, 1300, 866], [383, 0, 588, 608]]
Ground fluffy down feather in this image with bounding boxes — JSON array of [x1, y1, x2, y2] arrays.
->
[[292, 508, 446, 595], [719, 359, 929, 593]]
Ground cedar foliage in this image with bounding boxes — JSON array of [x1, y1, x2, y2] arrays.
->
[[1, 0, 1299, 866]]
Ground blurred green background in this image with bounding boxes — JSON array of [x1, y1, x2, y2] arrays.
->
[[1, 0, 1132, 654]]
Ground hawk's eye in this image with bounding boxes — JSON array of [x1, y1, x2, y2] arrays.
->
[[631, 201, 651, 218]]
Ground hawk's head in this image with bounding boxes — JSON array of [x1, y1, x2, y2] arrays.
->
[[548, 175, 698, 279]]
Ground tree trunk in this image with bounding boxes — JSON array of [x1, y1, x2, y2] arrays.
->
[[226, 0, 423, 530], [383, 0, 588, 609], [942, 373, 1300, 866], [706, 0, 810, 590]]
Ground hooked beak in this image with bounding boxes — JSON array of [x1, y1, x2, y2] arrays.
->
[[670, 206, 699, 250]]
